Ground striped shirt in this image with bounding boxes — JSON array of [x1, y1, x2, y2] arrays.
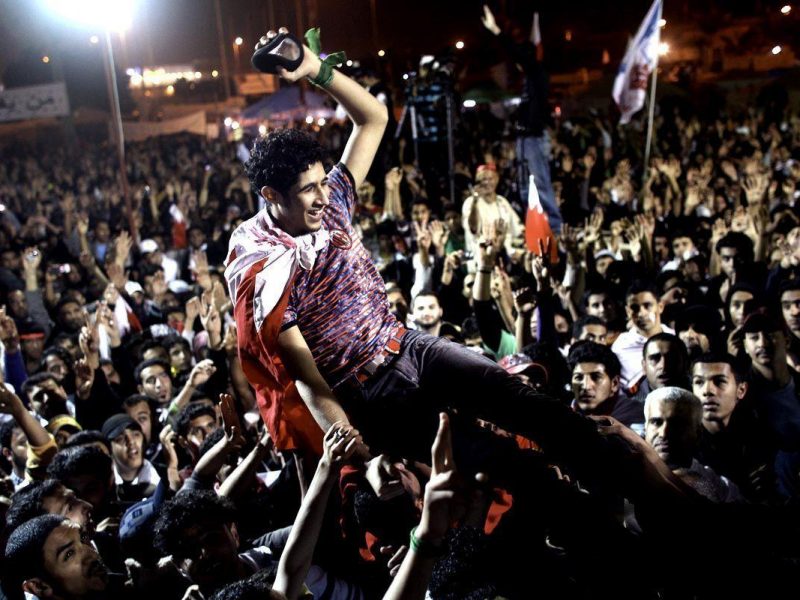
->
[[282, 164, 400, 388]]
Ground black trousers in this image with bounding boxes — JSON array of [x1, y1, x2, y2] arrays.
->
[[339, 331, 624, 489]]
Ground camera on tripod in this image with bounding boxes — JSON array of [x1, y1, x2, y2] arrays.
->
[[395, 51, 459, 203]]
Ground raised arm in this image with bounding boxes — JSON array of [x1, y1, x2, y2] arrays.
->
[[274, 423, 358, 600], [272, 28, 388, 187], [277, 325, 370, 461]]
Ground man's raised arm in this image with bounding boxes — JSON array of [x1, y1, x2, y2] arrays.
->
[[277, 324, 371, 460], [273, 28, 388, 187]]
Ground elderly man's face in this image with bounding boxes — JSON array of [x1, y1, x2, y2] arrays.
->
[[475, 171, 499, 195], [645, 398, 699, 469]]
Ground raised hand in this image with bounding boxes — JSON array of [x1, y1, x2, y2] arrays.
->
[[192, 250, 212, 291], [481, 4, 501, 35], [114, 231, 133, 267], [96, 301, 121, 348], [711, 217, 729, 245], [321, 422, 359, 468], [159, 424, 180, 470], [492, 218, 508, 249], [531, 239, 551, 290], [188, 359, 216, 389], [416, 413, 486, 544], [635, 213, 656, 240], [21, 246, 42, 275], [380, 545, 409, 578], [185, 296, 201, 326], [199, 290, 222, 348], [0, 307, 19, 353], [74, 357, 95, 400], [0, 383, 24, 416], [106, 263, 128, 291], [365, 455, 406, 501], [414, 221, 433, 255], [513, 286, 537, 315], [429, 220, 450, 255], [490, 266, 513, 303], [78, 320, 100, 370], [385, 167, 403, 192], [742, 173, 768, 206], [260, 28, 323, 83], [222, 322, 238, 354], [720, 160, 738, 182], [476, 233, 498, 270], [559, 223, 580, 258]]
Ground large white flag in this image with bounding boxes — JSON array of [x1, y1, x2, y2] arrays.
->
[[612, 0, 662, 124]]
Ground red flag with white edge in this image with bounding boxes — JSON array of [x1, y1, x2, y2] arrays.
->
[[525, 174, 558, 263]]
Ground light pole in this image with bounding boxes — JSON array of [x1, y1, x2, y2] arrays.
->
[[43, 0, 139, 240], [100, 29, 135, 240], [213, 0, 232, 100]]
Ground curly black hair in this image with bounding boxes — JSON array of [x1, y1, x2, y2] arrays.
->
[[209, 569, 280, 600], [245, 129, 327, 198], [153, 490, 237, 558], [176, 402, 217, 438]]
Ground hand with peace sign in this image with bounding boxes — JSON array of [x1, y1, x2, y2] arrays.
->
[[415, 413, 488, 546]]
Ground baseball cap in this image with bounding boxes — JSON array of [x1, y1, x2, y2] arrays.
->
[[119, 479, 169, 559], [168, 279, 190, 294], [498, 353, 550, 384], [46, 415, 83, 436], [124, 281, 145, 296], [139, 239, 159, 254], [101, 414, 141, 441], [594, 249, 616, 262]]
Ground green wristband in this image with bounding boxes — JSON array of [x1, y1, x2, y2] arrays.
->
[[304, 27, 346, 89], [409, 526, 446, 558]]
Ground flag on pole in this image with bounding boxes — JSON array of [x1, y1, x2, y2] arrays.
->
[[530, 12, 541, 45], [612, 0, 662, 124], [525, 174, 559, 263], [530, 12, 544, 61]]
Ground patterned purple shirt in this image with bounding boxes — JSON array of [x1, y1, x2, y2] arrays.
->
[[282, 164, 400, 387]]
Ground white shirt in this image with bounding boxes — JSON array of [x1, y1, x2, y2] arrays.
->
[[114, 458, 161, 488], [462, 193, 523, 257]]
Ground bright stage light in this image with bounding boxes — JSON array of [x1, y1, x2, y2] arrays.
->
[[44, 0, 136, 31]]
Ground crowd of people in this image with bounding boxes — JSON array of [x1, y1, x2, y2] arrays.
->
[[1, 13, 800, 600]]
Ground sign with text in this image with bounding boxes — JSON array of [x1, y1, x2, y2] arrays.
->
[[0, 83, 70, 122]]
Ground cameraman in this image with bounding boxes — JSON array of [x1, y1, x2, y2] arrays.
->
[[481, 4, 561, 230]]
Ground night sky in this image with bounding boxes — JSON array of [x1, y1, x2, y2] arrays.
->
[[0, 1, 771, 78]]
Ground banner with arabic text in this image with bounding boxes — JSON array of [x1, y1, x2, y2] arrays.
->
[[122, 111, 207, 142], [0, 83, 70, 122]]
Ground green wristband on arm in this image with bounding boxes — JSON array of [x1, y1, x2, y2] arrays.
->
[[304, 27, 346, 89]]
